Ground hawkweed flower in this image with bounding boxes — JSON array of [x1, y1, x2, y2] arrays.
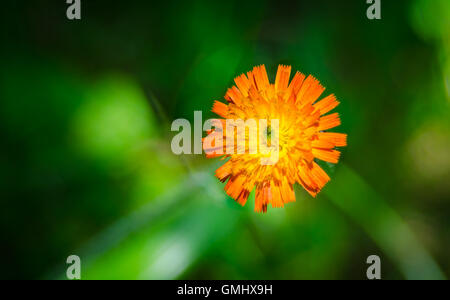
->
[[203, 65, 347, 213]]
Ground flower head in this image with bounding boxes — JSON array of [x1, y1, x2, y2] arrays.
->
[[203, 65, 347, 213]]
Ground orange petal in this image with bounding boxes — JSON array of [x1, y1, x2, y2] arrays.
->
[[310, 162, 330, 189], [215, 161, 232, 182], [311, 139, 335, 149], [250, 65, 270, 91], [224, 86, 243, 105], [255, 186, 266, 213], [270, 182, 284, 208], [296, 75, 325, 106], [234, 74, 251, 97], [237, 190, 250, 206], [225, 175, 247, 202], [212, 101, 228, 118], [280, 179, 295, 204], [275, 65, 292, 92], [317, 132, 347, 147], [312, 148, 341, 163], [313, 94, 339, 115], [298, 164, 318, 191], [318, 113, 341, 131], [285, 71, 305, 102]]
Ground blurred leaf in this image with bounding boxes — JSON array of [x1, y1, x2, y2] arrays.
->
[[71, 74, 157, 166], [410, 0, 450, 42], [51, 172, 240, 279]]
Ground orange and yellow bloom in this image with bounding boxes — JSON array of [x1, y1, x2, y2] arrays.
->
[[203, 65, 347, 213]]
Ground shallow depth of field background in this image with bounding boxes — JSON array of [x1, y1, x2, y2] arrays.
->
[[1, 0, 449, 279]]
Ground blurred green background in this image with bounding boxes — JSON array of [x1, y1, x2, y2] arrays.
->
[[1, 0, 449, 280]]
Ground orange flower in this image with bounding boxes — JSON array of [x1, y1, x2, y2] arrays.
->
[[203, 65, 347, 213]]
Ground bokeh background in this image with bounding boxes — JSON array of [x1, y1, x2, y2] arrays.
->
[[1, 0, 449, 280]]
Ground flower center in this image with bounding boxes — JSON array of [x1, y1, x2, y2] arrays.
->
[[265, 125, 272, 140]]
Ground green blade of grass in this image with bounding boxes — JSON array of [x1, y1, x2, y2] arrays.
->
[[324, 164, 445, 280]]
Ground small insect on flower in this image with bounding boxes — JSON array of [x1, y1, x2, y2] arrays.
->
[[203, 65, 347, 213]]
